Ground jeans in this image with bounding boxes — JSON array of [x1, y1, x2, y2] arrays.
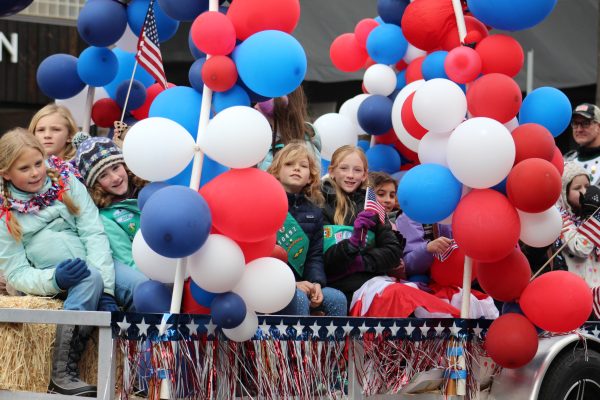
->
[[113, 260, 148, 312], [279, 287, 348, 316], [63, 267, 103, 311]]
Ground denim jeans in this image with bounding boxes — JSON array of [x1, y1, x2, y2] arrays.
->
[[278, 287, 348, 316], [63, 267, 104, 311], [113, 260, 148, 312]]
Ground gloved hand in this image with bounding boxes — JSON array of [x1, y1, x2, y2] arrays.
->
[[54, 258, 90, 290], [580, 185, 600, 218], [349, 210, 377, 247], [97, 293, 119, 312]]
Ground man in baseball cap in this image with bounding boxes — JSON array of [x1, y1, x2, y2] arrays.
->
[[565, 103, 600, 184]]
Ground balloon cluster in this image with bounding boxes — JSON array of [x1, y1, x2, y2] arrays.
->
[[35, 0, 309, 342], [331, 0, 592, 369]]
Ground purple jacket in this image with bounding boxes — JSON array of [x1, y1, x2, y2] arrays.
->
[[394, 212, 452, 276]]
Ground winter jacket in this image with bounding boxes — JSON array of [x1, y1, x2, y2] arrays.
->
[[99, 199, 140, 269], [285, 192, 327, 286], [0, 170, 115, 296], [321, 180, 404, 299]]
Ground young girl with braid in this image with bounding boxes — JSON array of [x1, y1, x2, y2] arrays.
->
[[0, 129, 144, 396]]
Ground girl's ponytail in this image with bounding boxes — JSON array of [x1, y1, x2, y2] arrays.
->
[[1, 179, 21, 241]]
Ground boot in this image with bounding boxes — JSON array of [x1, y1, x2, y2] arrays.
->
[[48, 325, 97, 397]]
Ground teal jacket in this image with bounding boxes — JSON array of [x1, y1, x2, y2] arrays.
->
[[0, 171, 115, 296], [99, 199, 140, 269]]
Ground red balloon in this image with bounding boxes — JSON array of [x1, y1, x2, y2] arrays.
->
[[201, 55, 238, 92], [476, 34, 524, 77], [512, 123, 555, 164], [485, 314, 538, 369], [405, 56, 425, 83], [182, 278, 211, 314], [520, 271, 592, 333], [430, 246, 478, 287], [452, 189, 520, 262], [476, 248, 531, 301], [466, 73, 522, 123], [401, 0, 455, 51], [130, 82, 175, 120], [270, 245, 289, 263], [441, 16, 489, 51], [235, 234, 277, 263], [91, 98, 121, 128], [444, 46, 482, 84], [506, 158, 562, 213], [393, 140, 419, 166], [395, 59, 408, 71], [401, 92, 428, 140], [191, 11, 236, 56], [330, 33, 368, 73], [374, 128, 399, 145], [199, 169, 288, 242], [227, 0, 300, 41], [363, 57, 377, 70], [354, 18, 379, 49], [550, 146, 564, 175]]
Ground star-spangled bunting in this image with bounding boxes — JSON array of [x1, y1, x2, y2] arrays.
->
[[136, 0, 168, 89]]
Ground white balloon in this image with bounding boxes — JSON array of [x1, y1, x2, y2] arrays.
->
[[504, 117, 519, 132], [132, 231, 178, 283], [234, 257, 296, 314], [418, 131, 451, 166], [363, 64, 397, 96], [391, 80, 425, 152], [123, 117, 195, 181], [447, 117, 515, 189], [339, 94, 369, 136], [114, 24, 138, 53], [314, 113, 358, 161], [222, 310, 258, 342], [187, 234, 245, 293], [413, 78, 467, 133], [199, 106, 272, 169], [403, 43, 427, 63], [56, 86, 109, 129], [518, 207, 562, 248]]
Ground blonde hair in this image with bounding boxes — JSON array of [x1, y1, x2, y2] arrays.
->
[[28, 104, 78, 160], [327, 145, 369, 225], [89, 164, 147, 208], [267, 141, 324, 206], [0, 128, 79, 241]]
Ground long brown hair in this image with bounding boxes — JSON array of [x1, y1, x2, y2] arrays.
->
[[326, 145, 368, 225], [28, 104, 78, 160], [0, 128, 79, 241], [89, 164, 147, 208], [272, 86, 314, 146], [267, 142, 324, 206]]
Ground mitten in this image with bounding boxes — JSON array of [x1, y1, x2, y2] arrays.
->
[[349, 210, 377, 247], [54, 258, 90, 290], [97, 293, 119, 312], [580, 185, 600, 218]]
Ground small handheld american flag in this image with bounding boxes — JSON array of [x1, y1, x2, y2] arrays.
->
[[578, 212, 600, 248], [136, 0, 168, 89], [433, 240, 459, 262], [364, 186, 386, 224]]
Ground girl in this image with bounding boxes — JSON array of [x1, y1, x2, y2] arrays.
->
[[267, 142, 346, 316], [0, 129, 144, 396], [322, 145, 460, 318], [28, 104, 78, 161]]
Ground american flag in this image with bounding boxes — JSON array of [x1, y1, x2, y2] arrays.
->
[[364, 186, 386, 224], [136, 0, 168, 89], [578, 212, 600, 248], [433, 240, 459, 262]]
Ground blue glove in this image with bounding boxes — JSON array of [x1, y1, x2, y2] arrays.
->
[[97, 293, 119, 312], [54, 258, 90, 290]]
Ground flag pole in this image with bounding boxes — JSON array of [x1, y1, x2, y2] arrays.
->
[[119, 61, 139, 123], [82, 86, 95, 134]]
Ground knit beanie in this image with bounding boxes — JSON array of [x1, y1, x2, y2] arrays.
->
[[75, 137, 124, 187], [560, 161, 591, 213]]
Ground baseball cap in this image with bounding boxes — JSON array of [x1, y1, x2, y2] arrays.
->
[[573, 103, 600, 121]]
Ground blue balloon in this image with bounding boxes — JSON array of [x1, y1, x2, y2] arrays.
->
[[149, 86, 202, 135], [189, 280, 217, 307], [77, 47, 118, 87], [37, 54, 85, 100], [236, 78, 270, 103], [518, 87, 571, 137], [357, 95, 393, 135], [467, 0, 557, 31], [491, 177, 508, 195], [127, 0, 179, 42], [366, 144, 401, 174], [398, 163, 462, 224], [158, 0, 208, 21], [213, 85, 251, 113], [366, 23, 408, 65], [77, 0, 127, 47], [133, 280, 172, 313], [321, 158, 330, 177], [138, 181, 170, 211], [104, 48, 154, 99], [421, 51, 449, 80], [0, 0, 33, 17], [377, 0, 410, 26], [211, 292, 246, 329], [168, 154, 229, 188], [188, 57, 206, 93], [116, 79, 147, 111], [232, 30, 307, 98], [357, 139, 371, 152], [396, 70, 406, 89], [140, 186, 212, 258], [188, 31, 206, 60], [408, 274, 430, 284]]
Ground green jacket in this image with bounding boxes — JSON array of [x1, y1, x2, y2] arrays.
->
[[99, 199, 140, 269], [0, 172, 115, 296]]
